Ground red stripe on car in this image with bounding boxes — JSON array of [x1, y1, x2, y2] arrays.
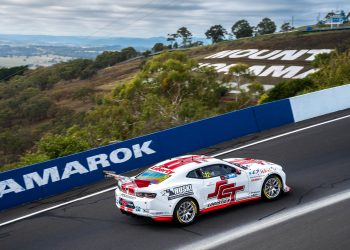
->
[[200, 197, 260, 214]]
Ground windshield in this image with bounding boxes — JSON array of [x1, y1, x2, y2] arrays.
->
[[136, 170, 171, 184]]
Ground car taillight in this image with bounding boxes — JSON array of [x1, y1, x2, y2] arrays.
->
[[136, 192, 157, 198]]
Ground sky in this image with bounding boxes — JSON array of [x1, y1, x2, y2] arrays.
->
[[0, 0, 349, 38]]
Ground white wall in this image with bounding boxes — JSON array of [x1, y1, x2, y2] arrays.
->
[[290, 84, 350, 122]]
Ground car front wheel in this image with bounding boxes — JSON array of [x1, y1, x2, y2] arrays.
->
[[262, 175, 283, 200], [174, 198, 198, 226]]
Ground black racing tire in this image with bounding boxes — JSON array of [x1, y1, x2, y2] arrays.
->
[[173, 198, 198, 226], [261, 175, 283, 201]]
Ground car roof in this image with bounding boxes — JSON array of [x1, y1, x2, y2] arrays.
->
[[148, 155, 224, 176]]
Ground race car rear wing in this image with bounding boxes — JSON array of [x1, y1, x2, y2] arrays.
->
[[103, 170, 151, 188], [103, 170, 132, 182]]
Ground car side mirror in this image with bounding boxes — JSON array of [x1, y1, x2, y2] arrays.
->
[[235, 168, 241, 175]]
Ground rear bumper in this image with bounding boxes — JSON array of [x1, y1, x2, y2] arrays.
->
[[115, 188, 173, 221]]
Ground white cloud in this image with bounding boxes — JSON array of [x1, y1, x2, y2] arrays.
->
[[0, 0, 349, 37]]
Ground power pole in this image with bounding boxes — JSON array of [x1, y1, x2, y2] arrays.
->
[[291, 16, 294, 28]]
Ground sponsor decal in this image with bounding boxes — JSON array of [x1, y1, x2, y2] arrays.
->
[[249, 191, 261, 197], [207, 198, 230, 207], [162, 184, 194, 200], [249, 167, 275, 176], [152, 211, 168, 215], [224, 173, 237, 179], [208, 180, 244, 201], [135, 206, 141, 212], [149, 166, 174, 175], [0, 140, 156, 198], [250, 177, 262, 182], [121, 193, 136, 200]]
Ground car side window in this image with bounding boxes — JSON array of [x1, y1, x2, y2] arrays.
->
[[201, 164, 236, 178], [186, 168, 203, 179]]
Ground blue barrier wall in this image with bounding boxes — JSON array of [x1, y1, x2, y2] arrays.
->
[[0, 99, 294, 211], [253, 99, 294, 131]]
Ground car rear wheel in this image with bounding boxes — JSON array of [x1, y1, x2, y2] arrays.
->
[[262, 175, 282, 200], [174, 198, 198, 226]]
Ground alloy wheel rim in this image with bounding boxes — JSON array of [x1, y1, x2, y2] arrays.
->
[[178, 201, 196, 223], [264, 177, 281, 199]]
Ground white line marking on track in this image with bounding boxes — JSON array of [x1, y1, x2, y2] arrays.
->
[[177, 188, 350, 250], [1, 113, 350, 227]]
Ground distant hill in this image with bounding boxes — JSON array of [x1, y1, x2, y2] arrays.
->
[[0, 34, 209, 49]]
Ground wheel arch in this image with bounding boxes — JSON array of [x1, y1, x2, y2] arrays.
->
[[172, 196, 200, 215], [260, 173, 284, 195], [263, 173, 283, 184]]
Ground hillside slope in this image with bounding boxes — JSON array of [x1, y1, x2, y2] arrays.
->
[[1, 30, 350, 170]]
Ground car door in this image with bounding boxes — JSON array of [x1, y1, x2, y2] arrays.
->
[[200, 164, 249, 208]]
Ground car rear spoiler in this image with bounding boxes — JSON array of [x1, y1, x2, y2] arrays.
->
[[103, 170, 151, 188], [103, 170, 131, 182]]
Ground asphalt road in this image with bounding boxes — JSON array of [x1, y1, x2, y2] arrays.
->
[[219, 198, 350, 250], [1, 109, 350, 250]]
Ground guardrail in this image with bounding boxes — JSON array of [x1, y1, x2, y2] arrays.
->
[[1, 84, 349, 211]]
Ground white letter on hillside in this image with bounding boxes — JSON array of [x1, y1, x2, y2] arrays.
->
[[248, 65, 266, 76], [229, 49, 259, 58], [217, 64, 237, 73], [110, 148, 132, 163], [0, 179, 25, 198], [268, 50, 309, 61], [209, 63, 228, 70], [248, 50, 282, 59], [132, 140, 156, 158], [293, 69, 319, 79], [305, 49, 333, 61], [259, 66, 304, 78], [205, 50, 240, 59], [23, 167, 60, 190], [87, 154, 110, 171], [61, 161, 89, 180]]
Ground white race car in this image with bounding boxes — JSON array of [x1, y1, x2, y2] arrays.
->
[[105, 155, 290, 225]]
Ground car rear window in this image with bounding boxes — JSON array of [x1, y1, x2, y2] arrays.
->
[[136, 170, 171, 184]]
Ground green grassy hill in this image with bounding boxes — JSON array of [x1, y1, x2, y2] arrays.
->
[[1, 29, 350, 171]]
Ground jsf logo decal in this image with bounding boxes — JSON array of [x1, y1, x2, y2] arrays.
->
[[208, 180, 244, 201]]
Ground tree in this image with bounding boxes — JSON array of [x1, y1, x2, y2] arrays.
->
[[224, 63, 256, 90], [81, 51, 230, 142], [167, 33, 178, 48], [142, 50, 151, 57], [256, 18, 277, 35], [280, 22, 294, 32], [0, 66, 28, 82], [152, 43, 166, 53], [231, 20, 254, 39], [177, 27, 193, 47], [205, 25, 227, 43], [37, 133, 90, 159], [120, 47, 138, 60]]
